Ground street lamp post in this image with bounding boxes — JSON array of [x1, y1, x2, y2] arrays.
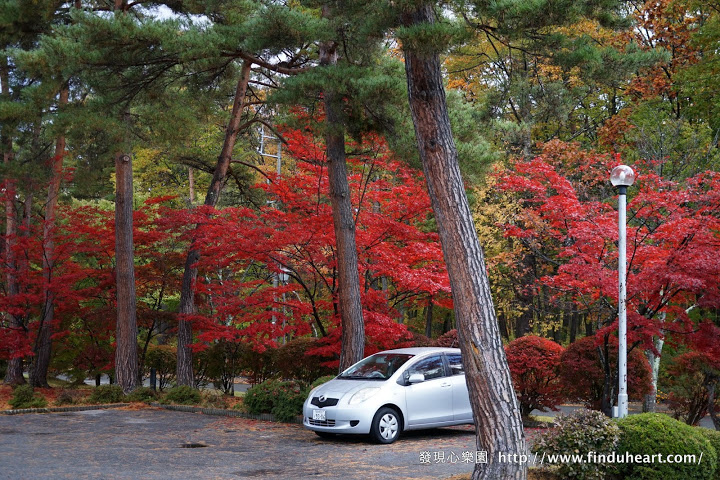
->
[[610, 165, 635, 418]]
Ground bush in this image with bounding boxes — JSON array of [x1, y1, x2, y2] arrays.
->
[[54, 389, 85, 406], [559, 336, 652, 410], [163, 385, 202, 405], [126, 387, 158, 404], [201, 390, 230, 409], [409, 332, 433, 347], [664, 351, 719, 425], [9, 385, 48, 409], [505, 335, 565, 417], [532, 409, 620, 480], [273, 337, 334, 384], [243, 379, 308, 422], [144, 345, 176, 391], [615, 413, 717, 480], [88, 385, 126, 404], [197, 341, 244, 394], [700, 429, 720, 480], [434, 329, 458, 347]]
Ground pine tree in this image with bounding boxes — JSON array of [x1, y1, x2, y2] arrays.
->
[[398, 4, 526, 479]]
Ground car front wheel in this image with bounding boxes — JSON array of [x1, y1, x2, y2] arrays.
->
[[370, 407, 401, 444]]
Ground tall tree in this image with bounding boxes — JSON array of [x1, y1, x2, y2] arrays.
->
[[30, 84, 69, 387], [318, 4, 365, 371], [0, 53, 23, 385], [399, 5, 526, 479], [176, 60, 252, 386]]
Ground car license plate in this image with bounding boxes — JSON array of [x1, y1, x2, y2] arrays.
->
[[313, 409, 326, 421]]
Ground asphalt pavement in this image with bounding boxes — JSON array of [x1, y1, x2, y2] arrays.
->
[[0, 408, 479, 480]]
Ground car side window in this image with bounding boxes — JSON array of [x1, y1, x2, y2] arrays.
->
[[446, 353, 464, 375], [406, 355, 446, 381]]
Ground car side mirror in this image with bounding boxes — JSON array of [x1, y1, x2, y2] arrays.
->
[[408, 373, 425, 384]]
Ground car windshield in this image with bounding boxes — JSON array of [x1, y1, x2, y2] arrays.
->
[[338, 353, 414, 380]]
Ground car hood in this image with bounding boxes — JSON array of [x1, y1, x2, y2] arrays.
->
[[312, 378, 387, 399]]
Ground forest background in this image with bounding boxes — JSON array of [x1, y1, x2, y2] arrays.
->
[[2, 0, 720, 433]]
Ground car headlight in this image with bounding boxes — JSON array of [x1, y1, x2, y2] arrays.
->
[[348, 387, 380, 405]]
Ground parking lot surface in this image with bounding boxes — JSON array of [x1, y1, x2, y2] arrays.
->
[[0, 408, 478, 479]]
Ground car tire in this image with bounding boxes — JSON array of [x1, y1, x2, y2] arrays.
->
[[370, 407, 401, 444], [314, 431, 336, 439]]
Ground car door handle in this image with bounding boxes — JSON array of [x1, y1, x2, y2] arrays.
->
[[441, 382, 451, 388]]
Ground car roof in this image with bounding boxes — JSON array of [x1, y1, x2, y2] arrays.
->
[[376, 347, 461, 356]]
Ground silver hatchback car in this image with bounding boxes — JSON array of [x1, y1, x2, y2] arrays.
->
[[302, 347, 473, 443]]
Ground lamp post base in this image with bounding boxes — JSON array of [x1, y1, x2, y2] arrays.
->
[[613, 394, 629, 418]]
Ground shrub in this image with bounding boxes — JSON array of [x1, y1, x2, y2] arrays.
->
[[201, 390, 230, 409], [273, 337, 334, 384], [88, 385, 126, 404], [505, 335, 565, 417], [54, 389, 85, 406], [243, 379, 308, 422], [434, 329, 458, 347], [664, 351, 719, 425], [409, 332, 433, 347], [126, 387, 158, 404], [198, 341, 244, 394], [532, 409, 620, 480], [163, 385, 202, 405], [699, 429, 720, 480], [615, 413, 717, 480], [559, 336, 652, 410], [9, 385, 48, 409], [144, 345, 176, 391]]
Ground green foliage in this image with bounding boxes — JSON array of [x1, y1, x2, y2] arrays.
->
[[163, 385, 202, 405], [243, 379, 308, 422], [700, 429, 720, 480], [125, 387, 158, 404], [145, 345, 177, 392], [532, 409, 620, 480], [88, 385, 126, 404], [9, 385, 48, 409], [194, 341, 244, 395], [615, 413, 717, 480]]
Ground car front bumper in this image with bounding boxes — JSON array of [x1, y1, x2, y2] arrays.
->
[[302, 403, 378, 435]]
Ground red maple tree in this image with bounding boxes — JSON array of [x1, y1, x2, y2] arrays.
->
[[497, 140, 720, 413]]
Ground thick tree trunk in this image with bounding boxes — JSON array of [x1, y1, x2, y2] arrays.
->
[[176, 61, 252, 386], [402, 6, 526, 479], [1, 56, 25, 386], [30, 85, 69, 388], [114, 148, 139, 394], [319, 23, 365, 372]]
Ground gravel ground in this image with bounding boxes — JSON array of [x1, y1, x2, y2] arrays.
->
[[0, 408, 483, 480]]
